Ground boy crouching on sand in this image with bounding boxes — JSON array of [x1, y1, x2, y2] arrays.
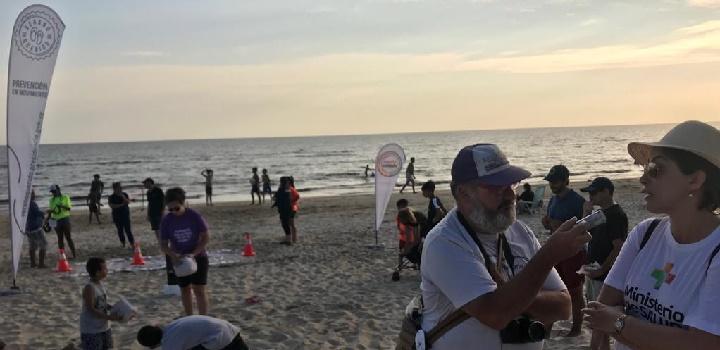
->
[[81, 257, 122, 350], [137, 315, 248, 350]]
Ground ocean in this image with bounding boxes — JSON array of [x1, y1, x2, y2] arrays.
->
[[1, 123, 715, 207]]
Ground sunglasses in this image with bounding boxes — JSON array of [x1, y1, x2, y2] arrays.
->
[[643, 162, 664, 179], [167, 206, 182, 212]]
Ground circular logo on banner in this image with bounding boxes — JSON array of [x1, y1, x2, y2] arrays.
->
[[14, 9, 63, 61], [376, 150, 402, 177]]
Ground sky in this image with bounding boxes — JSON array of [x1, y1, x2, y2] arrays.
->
[[1, 0, 720, 143]]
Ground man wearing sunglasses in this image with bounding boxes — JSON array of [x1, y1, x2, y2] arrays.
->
[[579, 177, 628, 302], [419, 144, 590, 349]]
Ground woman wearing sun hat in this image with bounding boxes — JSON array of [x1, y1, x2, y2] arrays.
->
[[584, 120, 720, 349]]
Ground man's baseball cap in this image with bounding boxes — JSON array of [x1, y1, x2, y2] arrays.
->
[[49, 184, 59, 192], [544, 165, 570, 182], [142, 177, 154, 184], [581, 177, 614, 193], [451, 144, 531, 186]]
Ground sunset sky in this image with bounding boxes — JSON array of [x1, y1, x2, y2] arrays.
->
[[1, 0, 720, 143]]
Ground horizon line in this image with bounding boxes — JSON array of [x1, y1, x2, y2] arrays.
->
[[11, 120, 718, 146]]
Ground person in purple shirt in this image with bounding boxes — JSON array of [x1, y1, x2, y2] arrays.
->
[[159, 187, 210, 316]]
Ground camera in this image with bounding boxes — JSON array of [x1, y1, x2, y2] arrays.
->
[[500, 316, 546, 344]]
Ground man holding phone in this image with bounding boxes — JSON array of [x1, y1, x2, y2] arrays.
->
[[580, 177, 628, 302]]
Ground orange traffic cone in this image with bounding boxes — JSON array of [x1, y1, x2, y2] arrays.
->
[[242, 232, 256, 257], [56, 249, 72, 272], [132, 243, 146, 265]]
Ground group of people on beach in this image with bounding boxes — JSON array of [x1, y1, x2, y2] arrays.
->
[[394, 120, 720, 350], [20, 164, 305, 349]]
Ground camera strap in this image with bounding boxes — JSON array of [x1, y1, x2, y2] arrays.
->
[[457, 212, 516, 283]]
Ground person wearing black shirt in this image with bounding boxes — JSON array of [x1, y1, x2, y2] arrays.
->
[[580, 177, 628, 301], [90, 174, 105, 213], [421, 180, 447, 236], [108, 182, 134, 248], [143, 177, 178, 289], [271, 177, 293, 245]]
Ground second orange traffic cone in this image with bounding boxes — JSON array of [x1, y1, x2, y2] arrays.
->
[[56, 249, 72, 272], [132, 243, 146, 265], [242, 232, 256, 257]]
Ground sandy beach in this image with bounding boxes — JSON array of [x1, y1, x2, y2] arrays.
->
[[0, 178, 650, 349]]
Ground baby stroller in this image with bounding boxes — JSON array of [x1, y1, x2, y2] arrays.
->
[[392, 210, 427, 281]]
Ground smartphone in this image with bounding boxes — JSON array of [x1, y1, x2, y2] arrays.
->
[[577, 210, 606, 230]]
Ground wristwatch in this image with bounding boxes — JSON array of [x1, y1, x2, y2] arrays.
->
[[614, 314, 628, 335]]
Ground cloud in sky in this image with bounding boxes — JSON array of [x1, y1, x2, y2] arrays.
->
[[121, 51, 166, 57], [456, 20, 720, 73], [688, 0, 720, 8]]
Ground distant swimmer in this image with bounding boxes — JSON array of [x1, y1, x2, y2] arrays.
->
[[201, 169, 214, 206], [364, 164, 375, 178], [250, 167, 261, 205], [399, 157, 416, 193]]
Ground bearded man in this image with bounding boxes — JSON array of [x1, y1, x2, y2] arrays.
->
[[419, 144, 591, 350]]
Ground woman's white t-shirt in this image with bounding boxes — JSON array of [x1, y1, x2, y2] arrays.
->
[[605, 218, 720, 350]]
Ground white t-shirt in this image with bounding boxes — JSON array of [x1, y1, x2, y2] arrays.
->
[[605, 218, 720, 350], [162, 315, 240, 350], [420, 208, 566, 350]]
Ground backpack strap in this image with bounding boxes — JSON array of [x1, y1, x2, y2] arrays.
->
[[708, 243, 720, 271], [639, 219, 662, 251], [426, 308, 471, 346]]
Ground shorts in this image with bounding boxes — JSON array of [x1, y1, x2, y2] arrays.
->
[[81, 329, 113, 350], [251, 185, 260, 193], [148, 215, 162, 231], [55, 217, 71, 232], [555, 251, 586, 289], [206, 185, 213, 196], [262, 183, 272, 194], [220, 334, 249, 350], [177, 255, 209, 288], [27, 229, 48, 250]]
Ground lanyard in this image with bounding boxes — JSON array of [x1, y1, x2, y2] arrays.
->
[[457, 212, 515, 282]]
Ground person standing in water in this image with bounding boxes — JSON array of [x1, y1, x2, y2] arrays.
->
[[250, 167, 261, 205], [201, 169, 214, 206], [261, 169, 272, 204]]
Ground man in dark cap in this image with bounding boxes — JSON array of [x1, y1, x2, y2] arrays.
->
[[542, 164, 587, 337], [419, 144, 591, 349], [580, 177, 628, 302]]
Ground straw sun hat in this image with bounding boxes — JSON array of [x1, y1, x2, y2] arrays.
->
[[628, 120, 720, 169]]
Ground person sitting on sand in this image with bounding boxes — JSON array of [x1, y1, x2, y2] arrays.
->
[[419, 144, 586, 349], [160, 187, 211, 315], [80, 257, 122, 350], [137, 315, 248, 350], [585, 121, 720, 350]]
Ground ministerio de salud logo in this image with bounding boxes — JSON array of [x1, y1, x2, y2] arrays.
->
[[650, 262, 676, 289], [13, 7, 63, 61], [376, 150, 403, 177]]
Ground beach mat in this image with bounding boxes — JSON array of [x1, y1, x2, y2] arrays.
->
[[65, 249, 252, 277]]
